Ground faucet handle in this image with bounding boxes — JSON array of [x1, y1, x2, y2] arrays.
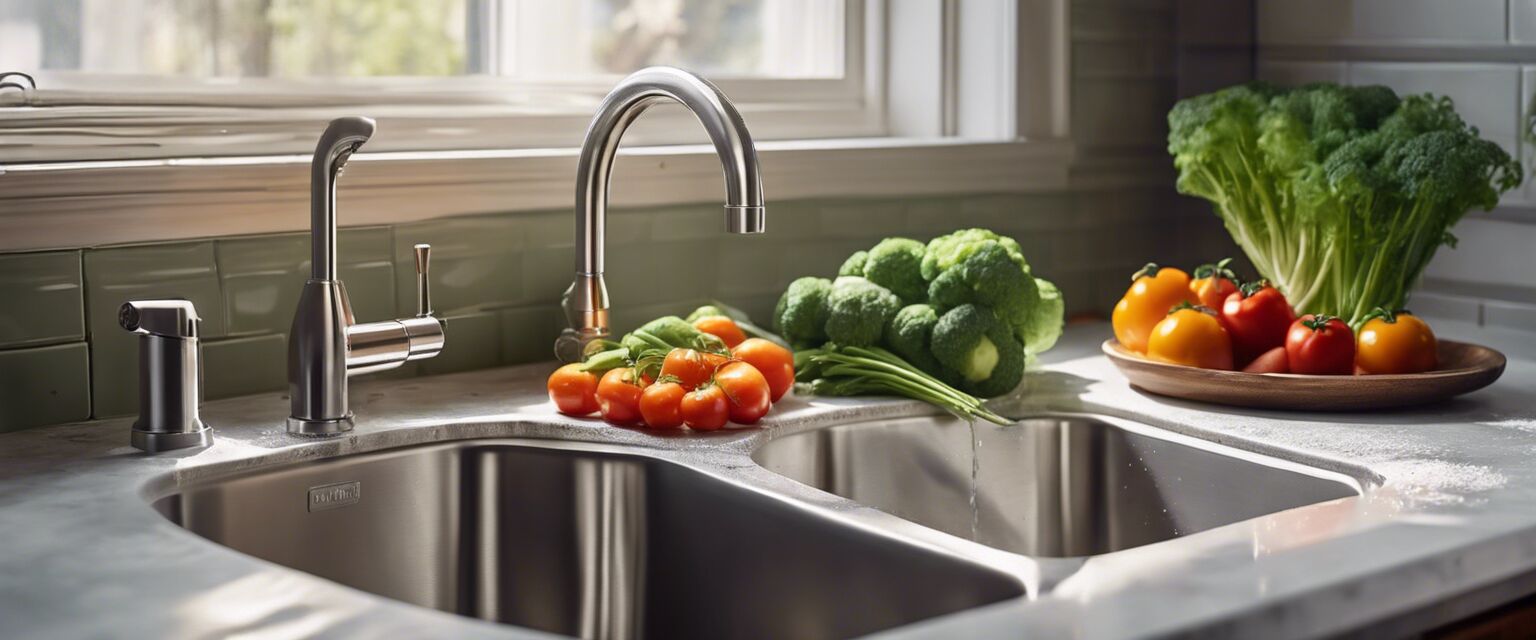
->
[[413, 243, 432, 317]]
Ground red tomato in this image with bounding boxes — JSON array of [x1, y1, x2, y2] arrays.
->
[[680, 385, 730, 431], [547, 363, 601, 416], [1285, 315, 1355, 375], [731, 338, 795, 402], [692, 315, 748, 348], [639, 381, 686, 429], [596, 367, 648, 425], [1241, 346, 1289, 374], [1221, 281, 1297, 367], [715, 361, 772, 424], [660, 348, 729, 390]]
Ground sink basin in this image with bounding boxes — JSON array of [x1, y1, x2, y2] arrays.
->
[[753, 414, 1363, 557], [152, 440, 1023, 640]]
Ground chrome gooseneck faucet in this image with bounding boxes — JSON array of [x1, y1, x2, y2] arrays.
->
[[555, 66, 767, 362], [288, 116, 445, 435]]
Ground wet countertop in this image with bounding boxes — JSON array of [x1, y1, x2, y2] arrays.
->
[[2, 321, 1535, 639]]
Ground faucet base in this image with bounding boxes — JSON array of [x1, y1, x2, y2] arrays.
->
[[287, 414, 354, 437], [131, 421, 213, 453]]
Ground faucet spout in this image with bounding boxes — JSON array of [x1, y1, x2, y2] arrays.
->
[[559, 67, 766, 362], [310, 116, 376, 281]]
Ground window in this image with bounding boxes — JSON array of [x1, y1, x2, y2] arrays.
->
[[0, 0, 872, 160]]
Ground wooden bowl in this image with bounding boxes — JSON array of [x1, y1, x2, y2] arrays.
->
[[1102, 339, 1506, 411]]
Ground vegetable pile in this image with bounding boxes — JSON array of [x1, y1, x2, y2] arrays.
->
[[547, 307, 796, 431], [1112, 259, 1440, 376], [776, 228, 1065, 417], [1168, 83, 1521, 328]]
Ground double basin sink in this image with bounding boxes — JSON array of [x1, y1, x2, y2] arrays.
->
[[150, 413, 1363, 639]]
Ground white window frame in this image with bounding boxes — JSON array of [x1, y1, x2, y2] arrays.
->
[[0, 0, 1074, 251]]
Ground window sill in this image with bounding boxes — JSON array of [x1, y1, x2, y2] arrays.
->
[[0, 137, 1075, 251]]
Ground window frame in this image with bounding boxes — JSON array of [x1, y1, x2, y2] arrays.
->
[[0, 0, 1076, 252], [1, 0, 883, 162]]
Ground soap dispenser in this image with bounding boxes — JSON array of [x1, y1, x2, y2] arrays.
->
[[120, 299, 213, 453]]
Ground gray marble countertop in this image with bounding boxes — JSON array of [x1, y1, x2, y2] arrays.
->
[[2, 321, 1534, 639]]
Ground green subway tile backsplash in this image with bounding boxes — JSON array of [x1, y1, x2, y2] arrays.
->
[[0, 192, 1183, 431], [0, 250, 84, 348], [203, 334, 287, 400], [0, 342, 91, 432], [84, 241, 226, 419]]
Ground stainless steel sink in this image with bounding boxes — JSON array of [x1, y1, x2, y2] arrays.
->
[[152, 440, 1024, 640], [753, 414, 1364, 558]]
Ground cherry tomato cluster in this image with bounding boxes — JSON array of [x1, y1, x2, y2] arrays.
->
[[1114, 261, 1439, 375], [547, 315, 796, 431]]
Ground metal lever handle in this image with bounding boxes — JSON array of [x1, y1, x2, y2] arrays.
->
[[414, 243, 432, 317]]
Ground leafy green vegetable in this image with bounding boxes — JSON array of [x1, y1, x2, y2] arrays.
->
[[862, 237, 928, 303], [1020, 278, 1064, 355], [797, 345, 1011, 425], [825, 276, 903, 347], [773, 277, 834, 347], [618, 316, 725, 356], [930, 304, 1026, 398], [1169, 82, 1520, 327]]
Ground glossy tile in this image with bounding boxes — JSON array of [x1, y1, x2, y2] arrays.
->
[[337, 227, 397, 324], [217, 233, 307, 337], [0, 342, 91, 432], [393, 215, 523, 317], [499, 304, 564, 365], [0, 250, 84, 348], [203, 334, 287, 400], [85, 241, 224, 418], [420, 312, 502, 375]]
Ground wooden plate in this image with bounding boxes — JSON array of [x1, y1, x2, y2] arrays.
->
[[1102, 339, 1506, 411]]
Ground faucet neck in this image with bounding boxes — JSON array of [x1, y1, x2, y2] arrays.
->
[[573, 67, 765, 277], [309, 116, 376, 281]]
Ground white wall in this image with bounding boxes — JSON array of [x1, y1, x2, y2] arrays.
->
[[1256, 0, 1536, 331]]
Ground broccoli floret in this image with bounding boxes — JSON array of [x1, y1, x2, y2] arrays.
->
[[862, 238, 928, 303], [824, 276, 903, 347], [884, 303, 943, 373], [773, 277, 833, 347], [1020, 278, 1064, 356], [930, 304, 1026, 398], [921, 228, 1029, 281], [927, 242, 1039, 329], [838, 250, 868, 277]]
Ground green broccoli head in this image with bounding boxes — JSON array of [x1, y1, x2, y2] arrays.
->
[[926, 242, 1038, 322], [884, 303, 943, 374], [930, 304, 1026, 398], [824, 276, 903, 347], [920, 229, 1029, 281], [773, 277, 833, 347], [862, 238, 928, 303], [838, 250, 868, 277], [1020, 278, 1064, 356]]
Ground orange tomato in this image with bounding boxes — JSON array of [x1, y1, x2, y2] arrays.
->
[[1113, 263, 1198, 353], [1146, 305, 1233, 370], [1355, 309, 1437, 374], [1190, 258, 1240, 309], [731, 338, 795, 402], [660, 348, 729, 390], [596, 367, 649, 425], [681, 385, 730, 431], [692, 315, 748, 348], [547, 363, 600, 416], [715, 361, 772, 425], [639, 381, 687, 429]]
